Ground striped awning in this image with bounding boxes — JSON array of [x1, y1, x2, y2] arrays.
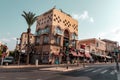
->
[[106, 56, 112, 59], [70, 51, 78, 56], [85, 52, 92, 58], [78, 52, 84, 57]]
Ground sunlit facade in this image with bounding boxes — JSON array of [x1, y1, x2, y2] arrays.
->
[[35, 8, 78, 63]]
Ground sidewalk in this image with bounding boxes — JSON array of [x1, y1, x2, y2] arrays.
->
[[0, 64, 55, 68], [39, 65, 85, 72], [0, 64, 87, 72]]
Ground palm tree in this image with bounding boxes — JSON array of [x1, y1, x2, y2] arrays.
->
[[22, 11, 37, 64]]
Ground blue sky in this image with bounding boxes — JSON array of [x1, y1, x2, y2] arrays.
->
[[0, 0, 120, 50]]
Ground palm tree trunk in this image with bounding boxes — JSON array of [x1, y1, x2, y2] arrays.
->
[[26, 28, 31, 64]]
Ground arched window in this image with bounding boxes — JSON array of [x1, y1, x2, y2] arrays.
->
[[72, 33, 78, 40], [54, 36, 61, 45], [43, 36, 49, 44], [55, 27, 63, 35], [36, 37, 40, 44], [36, 26, 50, 36]]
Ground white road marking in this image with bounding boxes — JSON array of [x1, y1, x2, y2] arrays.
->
[[92, 69, 102, 73], [100, 70, 108, 74], [84, 68, 94, 72], [16, 77, 28, 80], [110, 71, 115, 75], [117, 72, 120, 80], [36, 79, 42, 80]]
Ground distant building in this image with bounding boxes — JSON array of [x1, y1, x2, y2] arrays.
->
[[102, 39, 119, 61], [19, 32, 35, 53], [102, 39, 119, 54], [79, 38, 106, 55], [78, 38, 106, 62], [34, 8, 78, 63]]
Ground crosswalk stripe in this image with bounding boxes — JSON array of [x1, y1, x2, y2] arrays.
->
[[92, 69, 102, 73], [84, 68, 94, 72], [110, 71, 115, 75], [101, 70, 108, 74]]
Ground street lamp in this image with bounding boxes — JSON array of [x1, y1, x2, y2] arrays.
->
[[80, 44, 85, 68], [16, 38, 21, 65], [65, 43, 69, 69], [113, 48, 119, 72]]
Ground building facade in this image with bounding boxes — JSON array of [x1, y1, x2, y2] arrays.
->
[[79, 38, 106, 55], [35, 8, 78, 63], [102, 39, 119, 61], [78, 38, 106, 62], [20, 32, 35, 53], [102, 39, 119, 55]]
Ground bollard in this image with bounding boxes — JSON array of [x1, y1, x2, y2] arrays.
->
[[35, 59, 38, 67]]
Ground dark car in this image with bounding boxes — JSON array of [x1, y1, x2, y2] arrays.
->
[[3, 56, 14, 65]]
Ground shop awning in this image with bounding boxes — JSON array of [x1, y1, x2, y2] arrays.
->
[[78, 52, 84, 57], [106, 56, 112, 59], [91, 53, 101, 57], [70, 51, 78, 56], [85, 53, 92, 58], [100, 55, 106, 57]]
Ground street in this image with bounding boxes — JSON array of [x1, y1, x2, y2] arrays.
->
[[0, 63, 118, 80], [61, 65, 117, 80]]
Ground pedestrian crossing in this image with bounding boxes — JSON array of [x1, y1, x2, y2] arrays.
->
[[81, 67, 117, 75]]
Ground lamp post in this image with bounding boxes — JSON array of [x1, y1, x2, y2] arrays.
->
[[113, 48, 119, 72], [16, 38, 20, 65], [76, 49, 79, 66], [80, 44, 85, 68], [65, 43, 69, 69]]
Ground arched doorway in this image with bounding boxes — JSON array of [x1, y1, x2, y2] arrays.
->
[[63, 29, 69, 47], [62, 29, 70, 63]]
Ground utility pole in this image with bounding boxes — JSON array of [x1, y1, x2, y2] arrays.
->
[[65, 43, 69, 69]]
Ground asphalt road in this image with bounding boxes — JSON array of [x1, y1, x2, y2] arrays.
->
[[60, 65, 117, 80], [0, 63, 118, 80]]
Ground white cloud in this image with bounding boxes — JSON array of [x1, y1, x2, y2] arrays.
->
[[11, 37, 17, 41], [72, 11, 94, 23], [7, 32, 11, 35], [0, 38, 10, 42], [0, 37, 17, 50], [89, 17, 94, 23], [97, 27, 120, 44], [80, 11, 89, 20]]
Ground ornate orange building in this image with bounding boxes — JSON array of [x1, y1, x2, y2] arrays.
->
[[34, 8, 78, 63]]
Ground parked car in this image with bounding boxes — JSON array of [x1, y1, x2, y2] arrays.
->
[[3, 56, 14, 65]]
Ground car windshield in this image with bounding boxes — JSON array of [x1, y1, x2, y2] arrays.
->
[[4, 58, 13, 60]]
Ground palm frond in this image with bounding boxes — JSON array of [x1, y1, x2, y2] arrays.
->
[[22, 11, 37, 28]]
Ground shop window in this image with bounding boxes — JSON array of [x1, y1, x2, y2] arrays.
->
[[96, 42, 99, 47], [72, 41, 76, 48], [72, 33, 77, 40], [36, 37, 40, 44], [55, 27, 63, 35], [54, 36, 61, 45]]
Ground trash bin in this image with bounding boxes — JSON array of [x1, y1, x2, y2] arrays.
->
[[35, 59, 38, 67]]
